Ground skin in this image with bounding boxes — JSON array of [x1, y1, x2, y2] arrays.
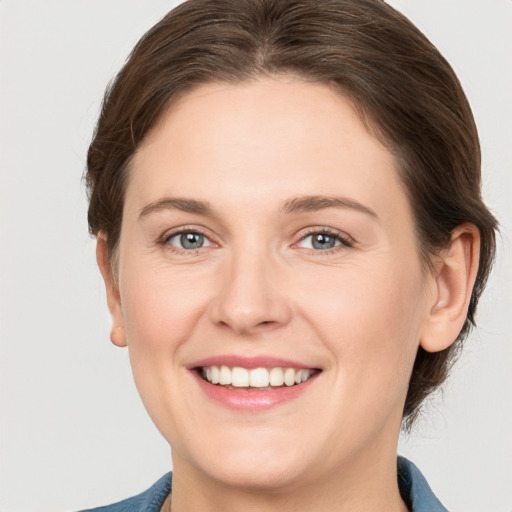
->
[[97, 76, 480, 512]]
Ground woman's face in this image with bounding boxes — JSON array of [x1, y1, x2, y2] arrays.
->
[[111, 77, 434, 489]]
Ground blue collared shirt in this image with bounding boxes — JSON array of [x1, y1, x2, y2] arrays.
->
[[80, 456, 448, 511], [398, 456, 448, 511]]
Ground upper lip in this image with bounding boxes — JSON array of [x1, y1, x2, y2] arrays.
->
[[188, 355, 320, 370]]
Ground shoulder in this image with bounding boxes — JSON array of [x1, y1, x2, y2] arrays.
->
[[77, 472, 172, 512], [397, 457, 448, 512]]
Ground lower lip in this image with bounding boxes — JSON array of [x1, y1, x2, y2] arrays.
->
[[192, 371, 319, 411]]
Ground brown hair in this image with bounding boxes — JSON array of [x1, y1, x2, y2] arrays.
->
[[85, 0, 497, 429]]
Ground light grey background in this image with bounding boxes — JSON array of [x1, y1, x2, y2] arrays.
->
[[1, 1, 510, 511]]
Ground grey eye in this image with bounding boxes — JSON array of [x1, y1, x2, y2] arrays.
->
[[311, 233, 338, 250], [297, 232, 342, 250], [168, 232, 210, 250], [181, 232, 204, 249]]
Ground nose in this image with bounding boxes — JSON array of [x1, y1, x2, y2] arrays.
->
[[209, 246, 292, 336]]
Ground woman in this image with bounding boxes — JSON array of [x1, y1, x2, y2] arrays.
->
[[82, 0, 497, 510]]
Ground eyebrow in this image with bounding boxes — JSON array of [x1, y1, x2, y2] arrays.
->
[[138, 194, 377, 220], [282, 195, 377, 218], [139, 198, 213, 220]]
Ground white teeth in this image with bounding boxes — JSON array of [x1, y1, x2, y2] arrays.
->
[[284, 368, 295, 386], [210, 365, 220, 384], [298, 369, 309, 384], [201, 365, 315, 388], [269, 367, 285, 386], [249, 367, 270, 388], [231, 367, 249, 387], [219, 365, 232, 385]]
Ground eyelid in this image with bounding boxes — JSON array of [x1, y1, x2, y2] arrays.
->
[[293, 226, 355, 251], [159, 225, 218, 252]]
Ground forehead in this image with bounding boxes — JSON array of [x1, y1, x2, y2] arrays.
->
[[127, 77, 407, 222]]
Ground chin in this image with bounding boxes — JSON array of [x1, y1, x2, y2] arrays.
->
[[206, 454, 307, 491], [177, 428, 314, 491]]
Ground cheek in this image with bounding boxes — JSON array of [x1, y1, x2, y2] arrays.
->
[[120, 263, 212, 352], [296, 259, 425, 381], [118, 262, 216, 437]]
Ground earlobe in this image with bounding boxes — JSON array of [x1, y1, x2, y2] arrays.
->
[[110, 325, 127, 348], [420, 224, 480, 353], [96, 235, 127, 348]]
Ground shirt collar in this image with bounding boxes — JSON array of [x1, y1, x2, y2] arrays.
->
[[397, 456, 449, 511]]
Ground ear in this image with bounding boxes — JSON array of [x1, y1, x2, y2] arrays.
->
[[420, 223, 481, 353], [96, 235, 127, 347]]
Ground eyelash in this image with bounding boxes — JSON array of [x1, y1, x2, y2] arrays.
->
[[295, 227, 354, 254], [158, 226, 354, 255], [159, 226, 214, 255]]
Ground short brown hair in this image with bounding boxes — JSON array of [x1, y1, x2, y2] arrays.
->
[[86, 0, 497, 428]]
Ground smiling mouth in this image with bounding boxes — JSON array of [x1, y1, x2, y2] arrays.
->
[[198, 365, 321, 389]]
